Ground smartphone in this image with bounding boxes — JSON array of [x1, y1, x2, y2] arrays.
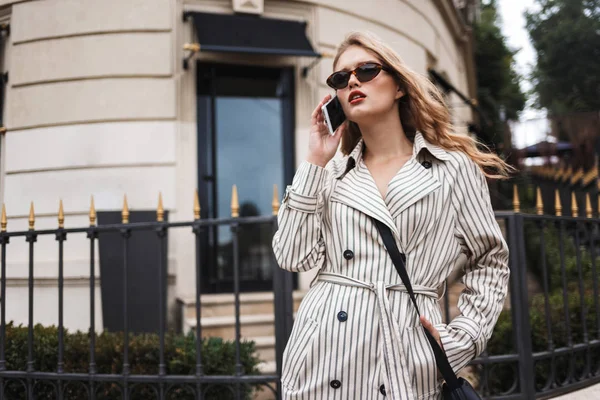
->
[[321, 95, 346, 135]]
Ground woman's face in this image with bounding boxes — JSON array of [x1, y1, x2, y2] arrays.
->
[[333, 45, 403, 124]]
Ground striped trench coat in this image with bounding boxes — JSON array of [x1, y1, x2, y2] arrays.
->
[[272, 132, 510, 399]]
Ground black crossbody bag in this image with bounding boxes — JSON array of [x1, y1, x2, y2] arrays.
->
[[373, 218, 481, 400]]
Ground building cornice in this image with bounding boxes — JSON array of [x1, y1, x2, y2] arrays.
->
[[432, 0, 478, 116], [432, 0, 469, 44]]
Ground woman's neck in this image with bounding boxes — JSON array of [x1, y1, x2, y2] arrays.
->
[[360, 112, 413, 163]]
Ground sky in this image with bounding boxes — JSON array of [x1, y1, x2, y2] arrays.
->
[[496, 0, 550, 148]]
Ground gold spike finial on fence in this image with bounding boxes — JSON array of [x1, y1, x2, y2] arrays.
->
[[122, 195, 129, 224], [555, 190, 562, 216], [272, 184, 280, 216], [536, 187, 544, 215], [512, 184, 520, 213], [58, 199, 65, 228], [193, 190, 201, 220], [89, 196, 96, 226], [1, 203, 6, 232], [231, 185, 239, 218], [157, 192, 164, 222], [28, 202, 35, 230], [571, 192, 578, 217], [586, 193, 593, 218]]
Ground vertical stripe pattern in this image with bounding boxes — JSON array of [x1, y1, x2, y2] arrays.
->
[[272, 132, 510, 399]]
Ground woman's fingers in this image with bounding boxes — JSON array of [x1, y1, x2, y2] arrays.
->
[[420, 315, 445, 381], [420, 316, 443, 349], [419, 316, 437, 338], [311, 94, 332, 125]]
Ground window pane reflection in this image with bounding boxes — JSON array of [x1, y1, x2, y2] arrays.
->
[[215, 97, 283, 286]]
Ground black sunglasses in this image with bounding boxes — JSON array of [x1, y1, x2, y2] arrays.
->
[[326, 62, 392, 90]]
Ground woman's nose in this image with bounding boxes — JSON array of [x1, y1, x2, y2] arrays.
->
[[348, 72, 361, 88]]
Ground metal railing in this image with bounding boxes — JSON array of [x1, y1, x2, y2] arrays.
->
[[455, 186, 600, 399], [0, 189, 294, 399], [1, 184, 600, 399]]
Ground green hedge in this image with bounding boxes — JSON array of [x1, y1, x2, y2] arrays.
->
[[523, 220, 597, 293], [4, 323, 262, 399], [487, 285, 600, 393]]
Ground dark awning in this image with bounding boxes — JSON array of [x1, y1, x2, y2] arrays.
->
[[184, 12, 320, 58], [428, 68, 489, 126], [521, 141, 573, 158]]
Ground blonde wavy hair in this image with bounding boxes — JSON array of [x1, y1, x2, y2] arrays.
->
[[333, 31, 515, 179]]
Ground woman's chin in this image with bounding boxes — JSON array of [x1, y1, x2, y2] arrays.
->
[[347, 109, 378, 125]]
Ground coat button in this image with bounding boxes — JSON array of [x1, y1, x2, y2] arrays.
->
[[379, 384, 386, 396], [343, 249, 354, 260], [330, 380, 342, 389], [421, 161, 432, 169], [337, 311, 348, 322]]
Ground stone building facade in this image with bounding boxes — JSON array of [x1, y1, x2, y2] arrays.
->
[[0, 0, 477, 337]]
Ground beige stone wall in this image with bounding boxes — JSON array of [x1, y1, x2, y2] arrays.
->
[[0, 5, 9, 214], [5, 0, 176, 216], [2, 0, 177, 330]]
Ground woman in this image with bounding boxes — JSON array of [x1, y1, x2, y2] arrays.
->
[[272, 31, 511, 400]]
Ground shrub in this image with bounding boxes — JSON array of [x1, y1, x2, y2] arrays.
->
[[486, 283, 600, 394], [523, 220, 598, 294], [4, 323, 262, 399]]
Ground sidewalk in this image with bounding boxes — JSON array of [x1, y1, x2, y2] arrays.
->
[[552, 382, 600, 399]]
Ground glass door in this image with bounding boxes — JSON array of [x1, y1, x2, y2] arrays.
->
[[196, 63, 295, 293]]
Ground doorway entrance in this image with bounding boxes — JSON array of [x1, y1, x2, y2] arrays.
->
[[196, 62, 296, 293]]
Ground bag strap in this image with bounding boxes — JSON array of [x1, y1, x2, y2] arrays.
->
[[372, 218, 461, 390]]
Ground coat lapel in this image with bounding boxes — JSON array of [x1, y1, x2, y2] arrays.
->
[[331, 161, 400, 239], [331, 139, 400, 238], [385, 158, 441, 219], [387, 133, 450, 250]]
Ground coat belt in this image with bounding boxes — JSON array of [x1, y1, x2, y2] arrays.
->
[[317, 272, 439, 399]]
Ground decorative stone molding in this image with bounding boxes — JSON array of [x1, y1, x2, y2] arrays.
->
[[232, 0, 263, 15]]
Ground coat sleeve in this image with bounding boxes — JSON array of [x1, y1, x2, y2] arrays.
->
[[435, 154, 510, 373], [272, 161, 330, 272]]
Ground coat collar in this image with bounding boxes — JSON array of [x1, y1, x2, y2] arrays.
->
[[335, 131, 450, 179], [412, 131, 451, 162]]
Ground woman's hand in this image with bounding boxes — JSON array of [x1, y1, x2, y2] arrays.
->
[[420, 316, 443, 350], [420, 316, 445, 380], [306, 94, 347, 167]]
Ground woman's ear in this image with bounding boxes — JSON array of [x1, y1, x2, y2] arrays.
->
[[395, 88, 405, 100]]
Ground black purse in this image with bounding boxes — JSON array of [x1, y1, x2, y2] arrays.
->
[[373, 218, 482, 400]]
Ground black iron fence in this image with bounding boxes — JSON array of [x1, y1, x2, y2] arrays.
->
[[0, 195, 294, 400], [448, 211, 600, 399], [1, 187, 600, 399]]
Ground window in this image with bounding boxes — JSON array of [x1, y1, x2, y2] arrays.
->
[[196, 63, 295, 293]]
